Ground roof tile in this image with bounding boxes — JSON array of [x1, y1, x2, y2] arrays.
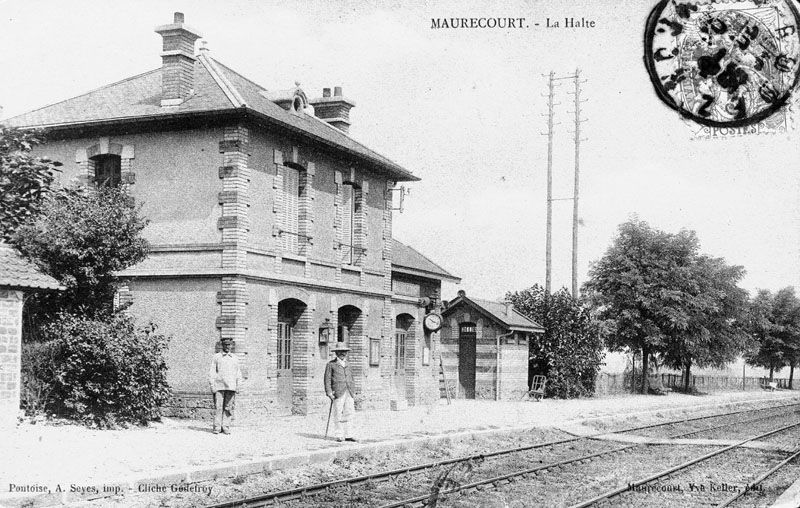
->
[[6, 57, 417, 181], [0, 243, 61, 290]]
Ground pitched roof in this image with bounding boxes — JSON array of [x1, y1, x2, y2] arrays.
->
[[5, 54, 418, 182], [391, 239, 460, 283], [443, 293, 544, 332], [0, 243, 61, 290]]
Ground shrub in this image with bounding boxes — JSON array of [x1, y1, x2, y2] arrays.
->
[[506, 285, 604, 398], [22, 312, 170, 427]]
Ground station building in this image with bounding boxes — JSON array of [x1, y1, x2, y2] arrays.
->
[[440, 291, 544, 400], [6, 13, 459, 419]]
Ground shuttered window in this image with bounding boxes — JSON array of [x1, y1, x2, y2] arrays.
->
[[283, 166, 300, 254], [342, 183, 354, 264]]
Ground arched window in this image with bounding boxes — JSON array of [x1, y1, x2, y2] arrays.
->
[[92, 154, 121, 188]]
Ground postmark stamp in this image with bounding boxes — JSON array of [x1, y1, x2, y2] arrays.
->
[[644, 0, 800, 129]]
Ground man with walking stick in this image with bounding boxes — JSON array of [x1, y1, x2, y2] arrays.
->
[[324, 342, 357, 442]]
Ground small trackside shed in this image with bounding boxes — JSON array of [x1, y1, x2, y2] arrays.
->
[[440, 290, 544, 400]]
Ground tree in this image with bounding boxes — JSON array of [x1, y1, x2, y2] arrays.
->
[[506, 285, 604, 398], [583, 219, 701, 393], [660, 255, 749, 392], [773, 288, 800, 388], [746, 288, 800, 384], [0, 126, 62, 240], [12, 185, 149, 325]]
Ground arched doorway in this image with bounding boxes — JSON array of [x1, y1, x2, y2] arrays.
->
[[337, 305, 361, 347], [459, 322, 477, 399], [277, 298, 306, 410], [395, 314, 415, 399], [338, 304, 364, 395]]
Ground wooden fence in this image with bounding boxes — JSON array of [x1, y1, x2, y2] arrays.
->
[[595, 372, 795, 396]]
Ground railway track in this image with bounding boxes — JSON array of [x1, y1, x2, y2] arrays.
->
[[206, 400, 800, 508], [567, 420, 800, 507]]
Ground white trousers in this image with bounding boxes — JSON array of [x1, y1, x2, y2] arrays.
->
[[332, 391, 355, 439]]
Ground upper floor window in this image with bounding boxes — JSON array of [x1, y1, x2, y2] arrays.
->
[[283, 165, 302, 254], [92, 154, 121, 188], [341, 182, 363, 265]]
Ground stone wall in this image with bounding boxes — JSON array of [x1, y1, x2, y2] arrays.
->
[[0, 290, 23, 427]]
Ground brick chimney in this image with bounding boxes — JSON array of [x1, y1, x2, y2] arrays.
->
[[154, 12, 202, 107], [309, 86, 356, 134]]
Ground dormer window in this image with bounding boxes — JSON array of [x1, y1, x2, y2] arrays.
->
[[262, 85, 308, 115], [92, 154, 121, 188]]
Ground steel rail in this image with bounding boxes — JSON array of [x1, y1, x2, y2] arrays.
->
[[205, 401, 800, 508], [567, 420, 800, 508], [715, 446, 800, 508], [375, 407, 800, 508]]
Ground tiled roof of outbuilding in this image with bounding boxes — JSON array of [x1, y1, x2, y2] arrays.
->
[[5, 55, 418, 182], [0, 243, 61, 290], [444, 292, 544, 332], [391, 240, 460, 283]]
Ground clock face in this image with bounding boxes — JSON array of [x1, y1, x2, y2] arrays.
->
[[424, 313, 442, 332], [644, 0, 800, 127]]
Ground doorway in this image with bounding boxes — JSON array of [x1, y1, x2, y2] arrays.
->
[[459, 322, 477, 399], [277, 298, 305, 410]]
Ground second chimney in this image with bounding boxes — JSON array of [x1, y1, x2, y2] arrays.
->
[[154, 12, 202, 107], [309, 86, 356, 134]]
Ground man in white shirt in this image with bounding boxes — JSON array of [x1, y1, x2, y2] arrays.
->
[[208, 338, 242, 434]]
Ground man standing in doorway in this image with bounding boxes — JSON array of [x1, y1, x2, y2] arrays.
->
[[209, 338, 242, 434], [324, 342, 357, 442]]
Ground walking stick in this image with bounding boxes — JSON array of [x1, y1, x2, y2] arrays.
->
[[324, 398, 334, 439]]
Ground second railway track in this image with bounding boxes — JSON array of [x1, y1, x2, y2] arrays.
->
[[207, 400, 800, 508]]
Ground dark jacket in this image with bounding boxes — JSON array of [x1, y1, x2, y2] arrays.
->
[[324, 359, 355, 398]]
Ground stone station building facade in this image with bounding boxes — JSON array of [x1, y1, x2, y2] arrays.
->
[[6, 13, 459, 419]]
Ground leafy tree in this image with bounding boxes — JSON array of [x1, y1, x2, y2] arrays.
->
[[12, 185, 149, 324], [660, 255, 749, 392], [746, 288, 800, 384], [583, 219, 701, 393], [506, 285, 604, 398], [0, 126, 62, 240], [774, 288, 800, 388]]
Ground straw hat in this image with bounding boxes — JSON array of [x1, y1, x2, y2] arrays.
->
[[330, 342, 350, 352]]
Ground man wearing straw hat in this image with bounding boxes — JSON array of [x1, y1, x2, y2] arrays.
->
[[324, 342, 357, 442]]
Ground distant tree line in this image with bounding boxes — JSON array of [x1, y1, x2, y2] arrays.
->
[[583, 218, 799, 394]]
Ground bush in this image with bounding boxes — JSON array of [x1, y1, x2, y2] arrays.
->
[[506, 285, 604, 398], [21, 312, 170, 427]]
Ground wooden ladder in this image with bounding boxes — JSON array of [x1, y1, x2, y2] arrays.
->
[[439, 357, 452, 404]]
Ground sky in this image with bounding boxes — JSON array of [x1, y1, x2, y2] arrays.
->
[[1, 0, 798, 301]]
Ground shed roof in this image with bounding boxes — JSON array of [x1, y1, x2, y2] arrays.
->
[[443, 292, 544, 333], [391, 239, 460, 283], [0, 243, 61, 291], [5, 54, 418, 182]]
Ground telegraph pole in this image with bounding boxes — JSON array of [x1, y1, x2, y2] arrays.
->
[[568, 69, 587, 297], [543, 71, 556, 295]]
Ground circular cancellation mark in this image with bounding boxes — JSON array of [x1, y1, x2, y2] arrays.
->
[[643, 0, 800, 128]]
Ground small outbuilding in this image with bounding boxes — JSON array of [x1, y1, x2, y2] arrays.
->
[[0, 243, 61, 427], [440, 290, 544, 400]]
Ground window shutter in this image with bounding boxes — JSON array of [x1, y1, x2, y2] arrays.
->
[[283, 166, 300, 253], [342, 184, 354, 264]]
